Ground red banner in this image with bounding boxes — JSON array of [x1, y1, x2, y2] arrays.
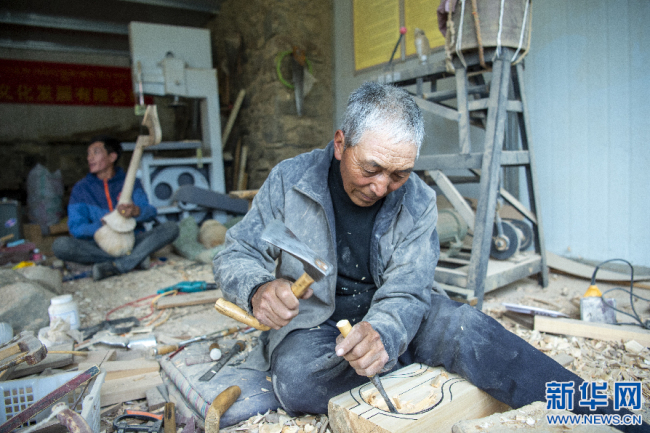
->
[[0, 59, 141, 107]]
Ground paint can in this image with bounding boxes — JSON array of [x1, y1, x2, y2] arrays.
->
[[48, 294, 80, 330]]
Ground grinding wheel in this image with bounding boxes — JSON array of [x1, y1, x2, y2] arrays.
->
[[506, 219, 534, 251], [490, 220, 520, 260]]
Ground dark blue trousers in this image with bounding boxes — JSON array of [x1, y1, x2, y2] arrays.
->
[[271, 296, 648, 432], [52, 221, 178, 273]]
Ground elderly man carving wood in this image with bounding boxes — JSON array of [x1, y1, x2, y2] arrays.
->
[[53, 136, 178, 281], [214, 83, 646, 432]]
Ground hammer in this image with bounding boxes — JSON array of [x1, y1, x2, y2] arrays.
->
[[214, 219, 333, 331]]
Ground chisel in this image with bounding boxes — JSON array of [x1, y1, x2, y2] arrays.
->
[[198, 340, 246, 382], [337, 320, 398, 413]]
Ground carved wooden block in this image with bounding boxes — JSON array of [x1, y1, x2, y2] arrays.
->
[[328, 363, 510, 433]]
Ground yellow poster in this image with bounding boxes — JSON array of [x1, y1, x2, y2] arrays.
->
[[404, 0, 445, 56], [353, 0, 400, 71]]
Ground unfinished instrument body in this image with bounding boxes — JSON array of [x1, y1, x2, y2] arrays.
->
[[328, 363, 509, 433], [94, 105, 161, 256]]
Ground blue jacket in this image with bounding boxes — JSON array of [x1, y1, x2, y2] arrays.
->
[[214, 141, 440, 371], [67, 167, 157, 239]]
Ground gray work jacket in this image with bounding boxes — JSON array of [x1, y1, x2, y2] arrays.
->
[[213, 141, 440, 371]]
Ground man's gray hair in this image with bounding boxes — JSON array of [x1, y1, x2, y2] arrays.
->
[[340, 82, 424, 157]]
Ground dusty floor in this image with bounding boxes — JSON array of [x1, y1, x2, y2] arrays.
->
[[47, 247, 650, 431]]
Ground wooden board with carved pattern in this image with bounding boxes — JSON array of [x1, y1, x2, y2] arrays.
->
[[328, 363, 510, 433]]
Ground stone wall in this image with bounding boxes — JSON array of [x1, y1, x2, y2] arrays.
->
[[209, 0, 334, 189]]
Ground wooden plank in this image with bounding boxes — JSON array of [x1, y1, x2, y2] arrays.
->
[[534, 316, 650, 347], [484, 254, 542, 292], [146, 386, 167, 411], [100, 371, 163, 406], [155, 290, 221, 309], [433, 267, 469, 288], [79, 358, 159, 381], [328, 364, 509, 433], [546, 251, 650, 283]]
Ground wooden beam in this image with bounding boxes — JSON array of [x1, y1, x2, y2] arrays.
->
[[328, 364, 509, 433], [414, 97, 459, 122], [414, 151, 528, 171], [534, 316, 650, 347]]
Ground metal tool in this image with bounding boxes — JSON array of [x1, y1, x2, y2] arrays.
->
[[113, 413, 163, 433], [490, 216, 520, 260], [157, 281, 217, 294], [205, 386, 241, 433], [76, 331, 157, 351], [214, 219, 333, 330], [198, 340, 246, 382], [153, 326, 240, 355], [79, 316, 140, 341], [336, 320, 398, 414], [291, 46, 306, 116]]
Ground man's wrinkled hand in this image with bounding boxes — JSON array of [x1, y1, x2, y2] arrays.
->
[[335, 321, 388, 377], [116, 203, 140, 219], [251, 278, 313, 330]]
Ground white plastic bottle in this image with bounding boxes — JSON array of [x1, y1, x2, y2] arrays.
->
[[48, 294, 80, 330]]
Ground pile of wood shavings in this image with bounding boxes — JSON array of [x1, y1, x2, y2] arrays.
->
[[504, 322, 650, 422], [220, 410, 331, 433]]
